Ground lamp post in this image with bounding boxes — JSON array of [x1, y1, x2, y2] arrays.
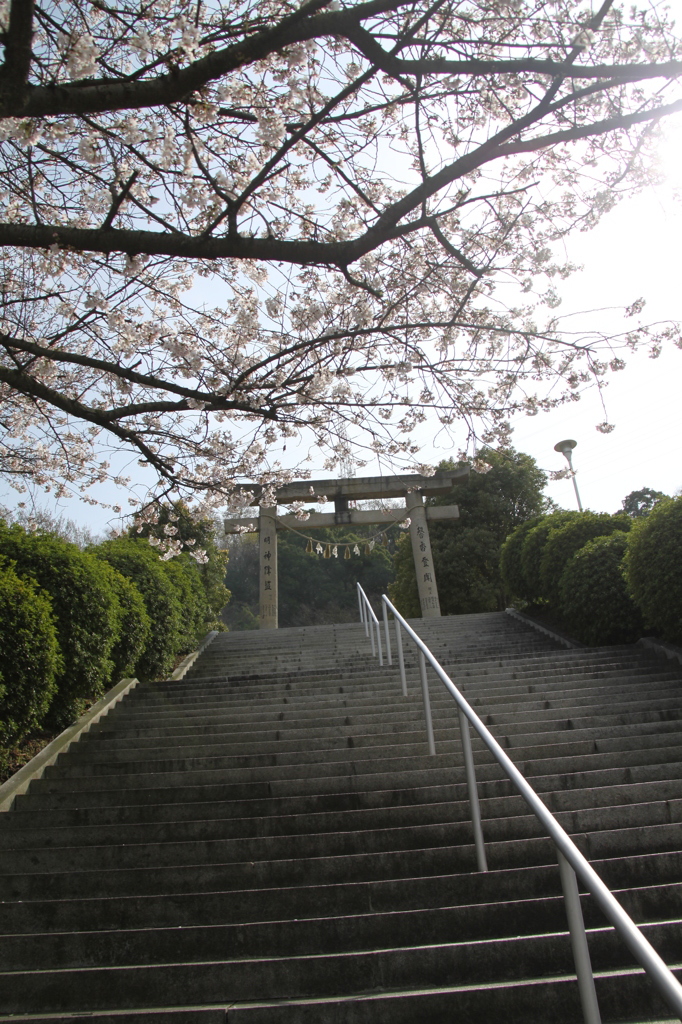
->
[[554, 439, 583, 512]]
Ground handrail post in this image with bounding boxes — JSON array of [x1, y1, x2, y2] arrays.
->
[[558, 850, 602, 1024], [358, 587, 366, 634], [395, 618, 407, 697], [369, 607, 376, 656], [418, 650, 436, 755], [376, 618, 383, 666], [458, 708, 488, 872], [382, 599, 393, 666]]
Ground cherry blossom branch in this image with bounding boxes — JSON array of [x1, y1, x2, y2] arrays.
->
[[0, 0, 35, 93]]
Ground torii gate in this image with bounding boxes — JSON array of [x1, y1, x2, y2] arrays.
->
[[223, 468, 469, 628]]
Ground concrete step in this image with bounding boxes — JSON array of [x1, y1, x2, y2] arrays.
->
[[2, 612, 682, 1022], [6, 766, 682, 832], [3, 850, 681, 935], [1, 920, 681, 1014]]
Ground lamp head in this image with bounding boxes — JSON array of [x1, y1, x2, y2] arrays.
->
[[554, 439, 577, 456]]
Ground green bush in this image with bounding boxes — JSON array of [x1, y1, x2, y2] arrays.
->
[[0, 561, 62, 742], [559, 532, 643, 645], [624, 496, 682, 644], [540, 512, 631, 608], [0, 523, 121, 727], [96, 560, 151, 679], [500, 516, 544, 602], [94, 538, 184, 679], [520, 511, 580, 602], [160, 555, 212, 654]]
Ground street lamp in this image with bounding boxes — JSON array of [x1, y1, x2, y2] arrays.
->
[[554, 439, 583, 512]]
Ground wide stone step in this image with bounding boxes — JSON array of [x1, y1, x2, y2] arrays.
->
[[8, 772, 682, 851], [64, 700, 682, 766], [37, 723, 682, 785], [20, 741, 682, 810], [3, 849, 680, 936], [6, 766, 682, 831], [3, 613, 682, 1023], [1, 920, 680, 1015], [6, 821, 682, 901], [3, 881, 682, 971]]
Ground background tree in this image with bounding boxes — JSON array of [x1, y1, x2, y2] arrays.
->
[[620, 488, 668, 518], [224, 523, 395, 628], [1, 0, 681, 516], [390, 448, 551, 615]]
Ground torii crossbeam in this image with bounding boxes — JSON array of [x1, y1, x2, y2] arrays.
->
[[224, 468, 468, 628]]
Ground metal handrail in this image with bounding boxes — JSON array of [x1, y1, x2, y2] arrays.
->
[[357, 586, 682, 1024], [357, 583, 383, 666]]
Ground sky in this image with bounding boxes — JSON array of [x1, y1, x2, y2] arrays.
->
[[501, 119, 682, 514], [484, 137, 682, 515], [2, 15, 682, 531]]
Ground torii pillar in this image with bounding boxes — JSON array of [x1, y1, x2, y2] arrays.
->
[[405, 491, 440, 618], [259, 506, 278, 629], [225, 468, 469, 628]]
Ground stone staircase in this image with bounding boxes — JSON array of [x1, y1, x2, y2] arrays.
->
[[1, 611, 682, 1022]]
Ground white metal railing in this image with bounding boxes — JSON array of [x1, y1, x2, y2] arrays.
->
[[357, 582, 383, 666], [356, 584, 682, 1024]]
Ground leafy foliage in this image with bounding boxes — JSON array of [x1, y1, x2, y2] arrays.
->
[[519, 511, 582, 603], [624, 497, 682, 644], [390, 450, 551, 616], [0, 522, 121, 727], [224, 525, 394, 628], [93, 538, 183, 680], [160, 556, 212, 654], [620, 488, 669, 518], [539, 512, 631, 608], [500, 516, 545, 602], [559, 533, 643, 645], [95, 559, 151, 679], [0, 560, 62, 743]]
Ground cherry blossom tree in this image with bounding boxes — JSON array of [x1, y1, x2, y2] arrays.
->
[[1, 0, 682, 519]]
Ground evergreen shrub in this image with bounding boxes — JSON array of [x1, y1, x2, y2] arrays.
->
[[540, 512, 631, 608], [520, 511, 580, 602], [0, 523, 121, 727], [500, 516, 544, 602], [559, 532, 643, 645], [96, 560, 151, 678], [160, 555, 211, 654], [0, 561, 62, 742], [94, 538, 183, 679], [624, 496, 682, 644]]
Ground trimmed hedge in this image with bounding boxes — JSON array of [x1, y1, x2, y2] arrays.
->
[[0, 523, 121, 728], [96, 560, 151, 679], [0, 561, 62, 743], [519, 511, 580, 602], [559, 532, 643, 645], [500, 516, 544, 601], [624, 496, 682, 644], [160, 555, 212, 655], [94, 539, 184, 680], [539, 512, 631, 608]]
